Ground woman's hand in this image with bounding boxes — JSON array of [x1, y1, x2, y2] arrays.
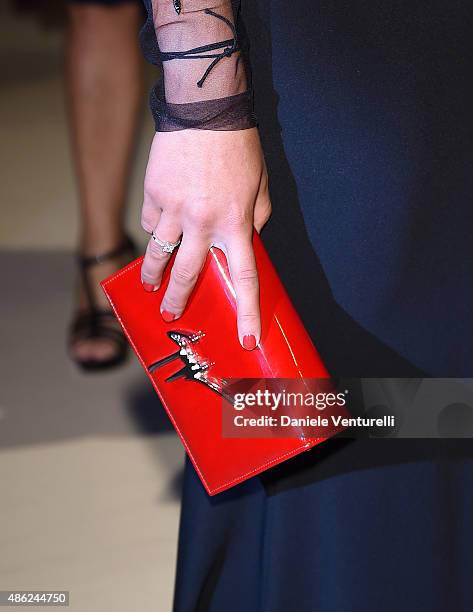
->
[[140, 127, 271, 350]]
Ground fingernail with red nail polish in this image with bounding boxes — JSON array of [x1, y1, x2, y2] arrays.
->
[[161, 310, 176, 322], [142, 282, 157, 292], [243, 334, 257, 351]]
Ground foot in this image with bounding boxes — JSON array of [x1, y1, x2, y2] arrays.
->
[[69, 234, 136, 369]]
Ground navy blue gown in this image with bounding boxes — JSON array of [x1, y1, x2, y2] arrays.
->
[[173, 1, 473, 610]]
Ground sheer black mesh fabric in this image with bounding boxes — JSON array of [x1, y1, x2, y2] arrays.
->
[[139, 0, 256, 131], [149, 81, 256, 131]]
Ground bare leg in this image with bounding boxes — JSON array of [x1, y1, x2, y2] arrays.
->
[[65, 2, 143, 362]]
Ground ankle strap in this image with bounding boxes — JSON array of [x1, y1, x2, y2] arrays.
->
[[79, 236, 136, 269]]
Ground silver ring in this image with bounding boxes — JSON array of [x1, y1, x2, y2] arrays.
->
[[151, 231, 181, 254]]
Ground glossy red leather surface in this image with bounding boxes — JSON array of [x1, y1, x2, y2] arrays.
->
[[101, 234, 340, 495]]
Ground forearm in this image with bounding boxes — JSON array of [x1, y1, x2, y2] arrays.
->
[[142, 0, 256, 130], [154, 0, 247, 103]]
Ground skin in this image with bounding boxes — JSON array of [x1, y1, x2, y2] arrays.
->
[[140, 127, 272, 349], [65, 3, 143, 362]]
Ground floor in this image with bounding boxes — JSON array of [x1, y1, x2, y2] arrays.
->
[[0, 3, 182, 610]]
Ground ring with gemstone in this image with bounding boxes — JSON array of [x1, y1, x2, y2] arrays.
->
[[151, 231, 181, 254]]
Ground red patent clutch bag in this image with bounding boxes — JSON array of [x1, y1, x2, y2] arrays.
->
[[101, 233, 343, 495]]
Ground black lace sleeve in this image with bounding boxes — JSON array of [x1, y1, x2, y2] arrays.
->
[[140, 0, 257, 131]]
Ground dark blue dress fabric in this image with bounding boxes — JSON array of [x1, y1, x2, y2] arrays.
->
[[162, 1, 473, 610], [248, 0, 473, 379], [174, 449, 473, 612]]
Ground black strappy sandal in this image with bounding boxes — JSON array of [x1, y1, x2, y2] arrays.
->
[[69, 235, 137, 372]]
